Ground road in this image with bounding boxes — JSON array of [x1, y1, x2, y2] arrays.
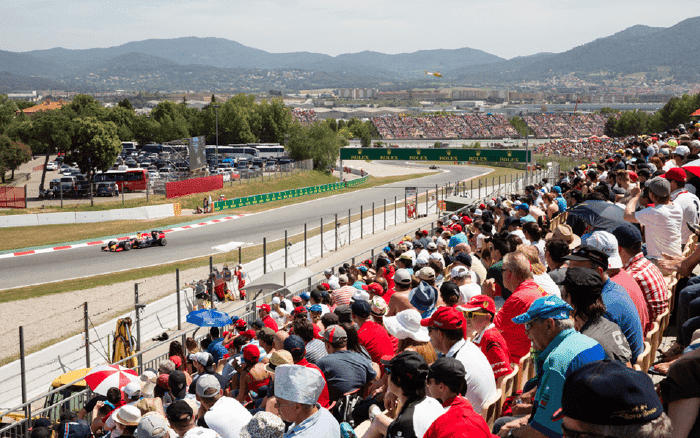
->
[[0, 163, 489, 289]]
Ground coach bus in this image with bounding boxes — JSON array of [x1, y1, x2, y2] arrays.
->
[[253, 144, 286, 159], [94, 169, 149, 192], [141, 144, 189, 155], [205, 145, 259, 161]]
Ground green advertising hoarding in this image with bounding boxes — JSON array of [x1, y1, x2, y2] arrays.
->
[[213, 176, 369, 212], [339, 148, 530, 163]]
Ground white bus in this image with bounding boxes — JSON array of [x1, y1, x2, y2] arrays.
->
[[253, 144, 286, 159], [205, 145, 259, 160]]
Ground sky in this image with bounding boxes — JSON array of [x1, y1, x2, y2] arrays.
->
[[1, 0, 695, 59]]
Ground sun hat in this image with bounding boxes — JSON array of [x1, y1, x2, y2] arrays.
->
[[113, 405, 142, 427], [370, 296, 388, 316], [383, 309, 430, 342], [140, 371, 157, 397], [264, 350, 294, 374], [545, 224, 581, 249], [273, 365, 325, 405]]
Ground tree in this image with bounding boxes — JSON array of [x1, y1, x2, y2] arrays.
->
[[117, 98, 134, 111], [0, 95, 18, 132], [508, 116, 532, 137], [286, 123, 346, 170], [150, 101, 190, 142], [66, 94, 105, 120], [105, 106, 136, 141], [66, 117, 122, 183], [0, 135, 32, 182]]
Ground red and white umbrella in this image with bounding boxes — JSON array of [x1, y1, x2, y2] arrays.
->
[[84, 364, 139, 395], [682, 159, 700, 179]]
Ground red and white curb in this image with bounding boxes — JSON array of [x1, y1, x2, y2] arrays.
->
[[0, 214, 249, 259]]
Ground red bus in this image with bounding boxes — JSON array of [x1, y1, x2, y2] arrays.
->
[[93, 169, 149, 192]]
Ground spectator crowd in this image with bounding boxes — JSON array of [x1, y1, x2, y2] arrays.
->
[[33, 122, 700, 438]]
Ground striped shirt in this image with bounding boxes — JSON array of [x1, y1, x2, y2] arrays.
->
[[331, 286, 356, 307], [304, 338, 328, 364], [624, 252, 669, 323]]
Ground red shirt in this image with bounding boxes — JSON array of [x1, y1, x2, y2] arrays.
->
[[494, 279, 547, 363], [473, 324, 513, 381], [612, 269, 650, 334], [262, 315, 279, 332], [381, 288, 396, 305], [423, 395, 494, 438], [357, 320, 396, 364], [297, 358, 331, 408]]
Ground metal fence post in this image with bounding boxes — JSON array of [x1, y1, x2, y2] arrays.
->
[[320, 218, 323, 258], [384, 199, 386, 230], [436, 184, 439, 215], [404, 191, 407, 222], [425, 189, 428, 216], [361, 205, 363, 239], [348, 209, 351, 243], [304, 223, 308, 266], [394, 196, 397, 225], [335, 213, 338, 251], [19, 325, 27, 409], [84, 302, 90, 368], [263, 238, 267, 273], [238, 246, 242, 264], [176, 268, 181, 330], [135, 283, 142, 372], [284, 230, 288, 268], [471, 179, 473, 197], [372, 202, 375, 234]]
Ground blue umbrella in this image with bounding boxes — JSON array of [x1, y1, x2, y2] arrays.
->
[[186, 309, 233, 327], [567, 200, 625, 233]]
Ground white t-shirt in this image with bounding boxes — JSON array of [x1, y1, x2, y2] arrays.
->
[[408, 397, 445, 438], [635, 202, 683, 258], [203, 396, 251, 438], [445, 339, 498, 414], [671, 189, 700, 243], [182, 427, 221, 438], [534, 273, 561, 298], [531, 240, 546, 266]]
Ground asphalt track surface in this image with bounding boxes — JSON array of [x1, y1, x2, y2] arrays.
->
[[1, 163, 489, 289]]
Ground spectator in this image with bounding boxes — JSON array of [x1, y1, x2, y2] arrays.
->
[[207, 328, 228, 364], [257, 304, 279, 332], [110, 406, 142, 438], [624, 177, 683, 260], [493, 252, 547, 363], [352, 299, 395, 364], [316, 325, 377, 402], [189, 353, 228, 395], [332, 275, 356, 307], [274, 365, 340, 438], [383, 308, 437, 364], [450, 266, 481, 303], [544, 239, 571, 288], [166, 400, 219, 438], [421, 306, 497, 414], [233, 345, 270, 404], [292, 318, 328, 364], [664, 167, 700, 244], [483, 234, 512, 300], [410, 268, 439, 318], [135, 413, 171, 438], [283, 335, 331, 409], [439, 281, 461, 307], [458, 294, 513, 381], [424, 357, 493, 438], [612, 223, 668, 323], [324, 268, 340, 290], [195, 375, 251, 438], [561, 267, 632, 364], [499, 296, 605, 438], [517, 244, 561, 298], [553, 360, 671, 438], [563, 246, 644, 363]]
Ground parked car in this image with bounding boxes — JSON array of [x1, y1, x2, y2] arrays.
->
[[49, 176, 78, 195], [46, 161, 58, 171], [96, 181, 119, 197]]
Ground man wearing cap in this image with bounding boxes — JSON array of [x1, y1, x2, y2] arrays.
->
[[136, 413, 171, 438], [351, 299, 395, 364], [494, 252, 548, 364], [458, 295, 513, 381], [323, 269, 340, 291], [612, 223, 668, 323], [331, 275, 356, 307], [451, 266, 481, 302], [500, 296, 605, 438], [552, 360, 671, 438], [256, 304, 279, 332], [583, 231, 650, 333], [188, 352, 228, 396], [564, 245, 644, 364], [280, 335, 331, 408], [424, 357, 493, 438], [448, 224, 468, 248], [387, 269, 415, 317], [316, 325, 377, 402], [624, 176, 683, 260], [664, 167, 700, 244], [195, 375, 251, 438], [274, 365, 340, 438], [422, 306, 497, 414], [452, 243, 486, 285], [207, 328, 228, 364], [166, 400, 220, 438]]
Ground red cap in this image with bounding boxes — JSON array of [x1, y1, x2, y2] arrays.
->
[[456, 295, 496, 315], [420, 306, 465, 331], [291, 296, 302, 303], [242, 344, 260, 362], [461, 216, 472, 225], [479, 203, 485, 209], [320, 283, 331, 290], [628, 171, 638, 182], [235, 319, 247, 328], [663, 167, 686, 183], [169, 355, 182, 368], [293, 306, 308, 316], [257, 303, 271, 313], [243, 329, 257, 339], [157, 374, 169, 389], [422, 230, 429, 236], [452, 224, 462, 233], [362, 283, 383, 295], [606, 158, 615, 164]]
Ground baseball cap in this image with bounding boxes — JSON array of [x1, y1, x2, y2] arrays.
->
[[662, 167, 686, 183], [427, 242, 437, 250], [362, 283, 383, 295], [439, 281, 461, 300], [452, 224, 463, 233], [252, 319, 265, 330], [324, 268, 333, 275], [457, 295, 496, 315], [165, 400, 193, 423], [242, 344, 260, 363], [292, 306, 308, 316], [394, 268, 412, 285], [674, 145, 690, 157], [563, 245, 608, 270], [428, 357, 466, 388], [123, 382, 141, 398], [515, 203, 529, 211], [417, 267, 436, 281], [454, 252, 472, 267], [265, 350, 294, 373], [552, 186, 562, 193], [611, 223, 642, 249], [398, 253, 413, 261], [381, 351, 429, 382], [235, 319, 247, 329], [300, 292, 310, 301], [351, 289, 371, 302], [291, 296, 302, 304], [420, 306, 465, 330], [504, 216, 521, 228], [562, 267, 604, 298], [512, 296, 573, 324], [308, 304, 323, 313], [473, 209, 483, 216], [583, 231, 623, 269], [136, 414, 170, 438], [351, 299, 371, 318], [257, 303, 271, 313], [450, 265, 469, 279], [283, 335, 306, 359], [195, 374, 221, 398], [168, 370, 187, 399], [321, 325, 347, 343], [645, 176, 671, 197], [338, 274, 349, 283], [551, 360, 662, 425]]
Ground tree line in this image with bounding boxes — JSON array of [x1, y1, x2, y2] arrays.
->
[[604, 93, 700, 137]]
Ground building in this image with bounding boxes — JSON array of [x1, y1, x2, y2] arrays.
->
[[16, 99, 68, 117]]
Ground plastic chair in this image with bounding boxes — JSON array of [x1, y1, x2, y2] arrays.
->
[[645, 322, 659, 360], [635, 341, 652, 373], [656, 308, 670, 338], [498, 365, 519, 415], [516, 352, 532, 392], [481, 389, 502, 430]]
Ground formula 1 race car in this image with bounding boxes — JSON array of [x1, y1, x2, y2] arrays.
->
[[102, 230, 167, 252]]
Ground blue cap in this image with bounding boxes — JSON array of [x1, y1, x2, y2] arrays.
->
[[309, 304, 323, 313], [383, 246, 392, 253], [300, 292, 310, 301], [409, 282, 437, 318], [515, 203, 529, 211], [512, 296, 573, 324], [611, 223, 642, 249], [232, 316, 240, 322], [283, 335, 306, 358], [552, 186, 562, 193], [521, 215, 536, 223]]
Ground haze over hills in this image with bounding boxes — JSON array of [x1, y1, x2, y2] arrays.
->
[[0, 15, 698, 92]]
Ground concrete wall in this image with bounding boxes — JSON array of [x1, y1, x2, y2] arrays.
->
[[0, 205, 178, 228]]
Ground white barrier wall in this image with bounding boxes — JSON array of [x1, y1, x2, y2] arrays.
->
[[0, 205, 178, 228]]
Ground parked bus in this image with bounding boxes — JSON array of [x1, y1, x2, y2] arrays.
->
[[121, 141, 138, 152], [253, 144, 286, 159], [94, 169, 149, 192], [205, 145, 258, 161]]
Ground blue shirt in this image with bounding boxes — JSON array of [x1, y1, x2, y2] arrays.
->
[[317, 350, 377, 402], [531, 329, 605, 438], [555, 196, 567, 213], [285, 405, 340, 438], [448, 233, 468, 248], [601, 279, 644, 363], [207, 337, 228, 363]]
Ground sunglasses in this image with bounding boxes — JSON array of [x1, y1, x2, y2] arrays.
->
[[464, 311, 491, 319], [524, 319, 541, 331]]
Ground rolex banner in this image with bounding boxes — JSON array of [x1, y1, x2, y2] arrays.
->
[[213, 176, 369, 211], [339, 148, 529, 163]]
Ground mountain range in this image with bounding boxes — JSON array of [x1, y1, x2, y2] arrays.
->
[[0, 15, 699, 93]]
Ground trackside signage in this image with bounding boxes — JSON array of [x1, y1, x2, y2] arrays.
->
[[213, 175, 369, 211], [340, 148, 530, 163]]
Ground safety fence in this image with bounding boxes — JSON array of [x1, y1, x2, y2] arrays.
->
[[0, 187, 26, 209], [0, 164, 561, 438]]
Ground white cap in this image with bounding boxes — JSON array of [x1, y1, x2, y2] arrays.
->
[[675, 145, 690, 157], [351, 289, 370, 302], [473, 209, 483, 216], [450, 266, 469, 279], [274, 365, 325, 405], [584, 231, 623, 270], [272, 296, 281, 305], [415, 255, 429, 266], [123, 381, 142, 398]]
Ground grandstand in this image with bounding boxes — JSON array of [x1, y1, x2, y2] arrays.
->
[[291, 108, 318, 125]]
